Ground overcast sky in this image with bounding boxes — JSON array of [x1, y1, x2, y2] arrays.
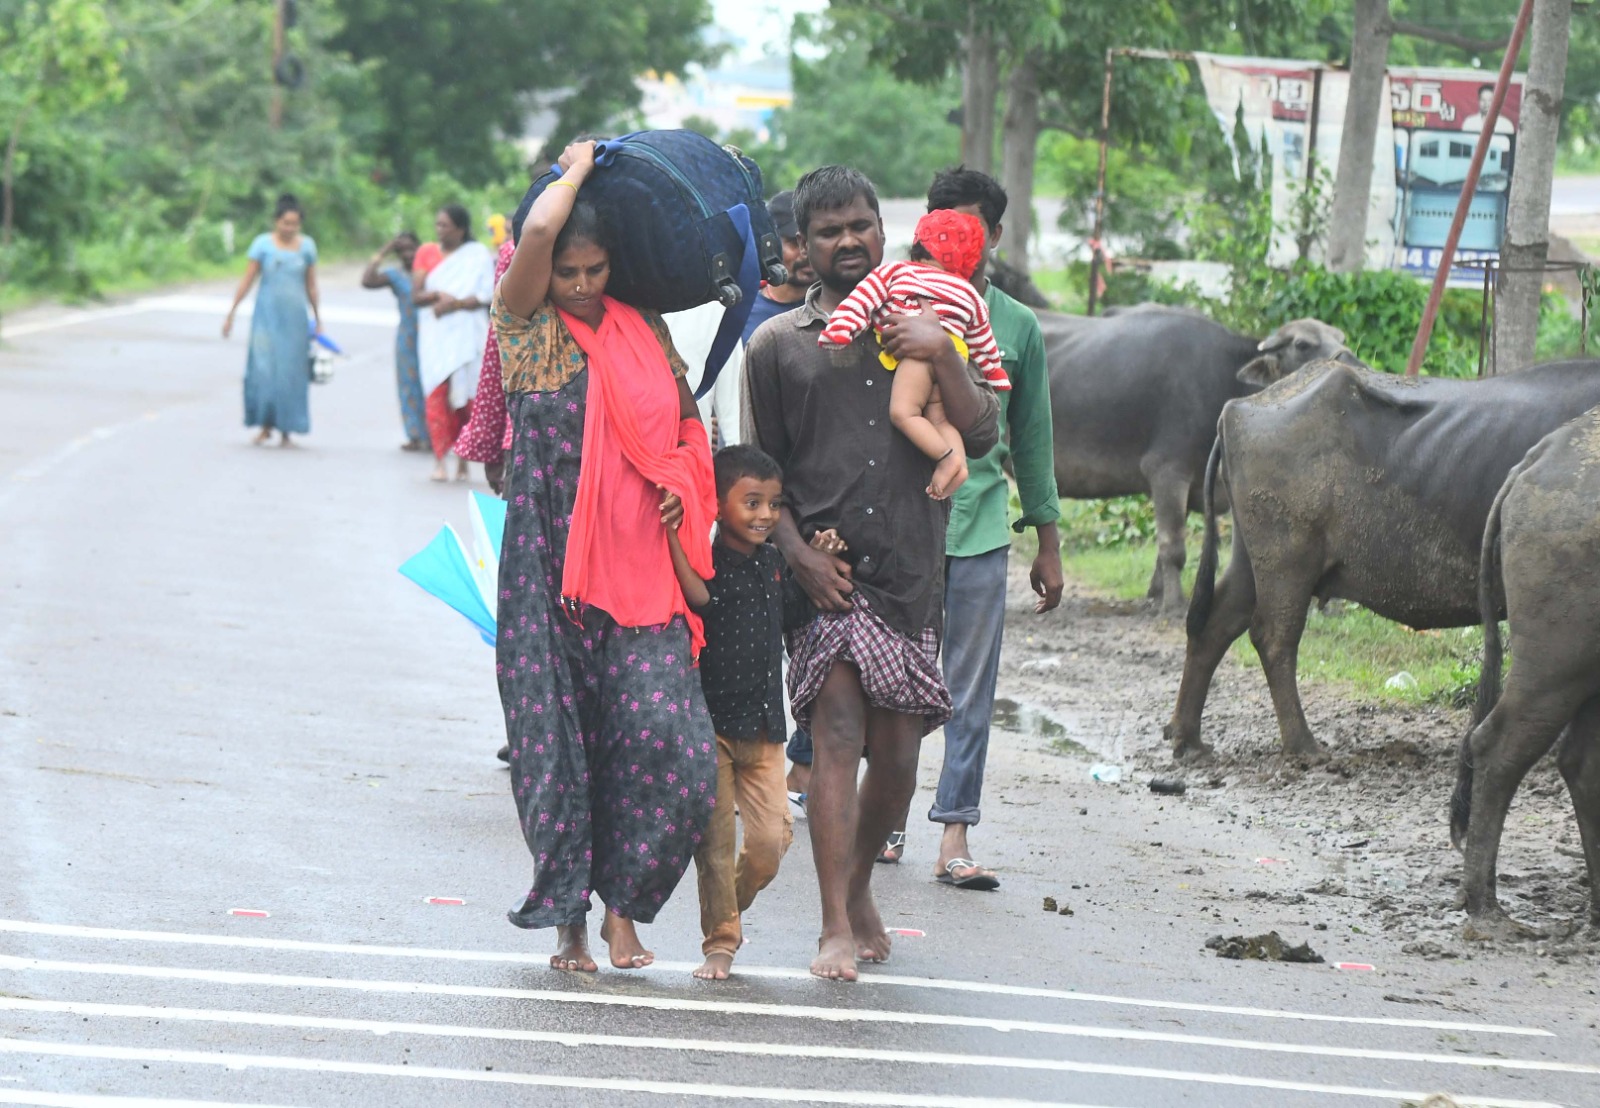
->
[[711, 0, 827, 62]]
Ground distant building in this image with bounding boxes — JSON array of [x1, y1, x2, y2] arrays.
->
[[637, 58, 792, 141]]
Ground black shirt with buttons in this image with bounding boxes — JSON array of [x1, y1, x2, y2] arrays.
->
[[699, 541, 814, 741]]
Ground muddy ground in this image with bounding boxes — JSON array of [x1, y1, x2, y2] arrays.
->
[[972, 557, 1597, 980]]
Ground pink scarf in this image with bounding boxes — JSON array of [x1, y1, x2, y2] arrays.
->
[[558, 297, 717, 655]]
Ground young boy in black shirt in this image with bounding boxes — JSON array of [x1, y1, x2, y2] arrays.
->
[[666, 445, 822, 979]]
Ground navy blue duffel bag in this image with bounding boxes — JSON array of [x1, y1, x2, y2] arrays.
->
[[512, 130, 789, 398]]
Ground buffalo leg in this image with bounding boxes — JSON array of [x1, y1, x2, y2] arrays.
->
[[1247, 573, 1323, 761], [1144, 467, 1190, 618], [1460, 685, 1576, 938], [1165, 537, 1255, 762], [1555, 697, 1600, 931]]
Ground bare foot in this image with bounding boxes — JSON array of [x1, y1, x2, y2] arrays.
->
[[253, 428, 273, 446], [599, 912, 654, 969], [693, 952, 734, 980], [848, 891, 891, 964], [810, 931, 858, 981], [429, 462, 448, 482], [549, 923, 598, 972], [278, 433, 296, 449], [454, 458, 470, 482], [927, 451, 967, 500]]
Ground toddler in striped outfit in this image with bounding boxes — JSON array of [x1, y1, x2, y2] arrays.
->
[[818, 208, 1009, 499]]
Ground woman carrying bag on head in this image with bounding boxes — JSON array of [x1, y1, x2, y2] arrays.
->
[[493, 140, 718, 973], [223, 193, 321, 447]]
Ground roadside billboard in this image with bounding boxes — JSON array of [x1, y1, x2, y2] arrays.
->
[[1195, 55, 1523, 286]]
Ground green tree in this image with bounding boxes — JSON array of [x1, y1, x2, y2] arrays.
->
[[748, 28, 961, 198], [0, 0, 125, 248], [330, 0, 717, 185]]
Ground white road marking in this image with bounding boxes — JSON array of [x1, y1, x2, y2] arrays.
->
[[3, 296, 394, 340], [0, 1038, 1562, 1108], [0, 1040, 1119, 1108], [0, 955, 1575, 1076], [0, 918, 1548, 1037], [0, 994, 1593, 1083], [0, 1094, 300, 1108]]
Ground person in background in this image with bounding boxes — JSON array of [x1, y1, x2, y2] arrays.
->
[[361, 231, 429, 452], [454, 238, 517, 501], [493, 140, 717, 973], [876, 166, 1063, 889], [416, 205, 494, 482], [741, 190, 815, 346], [743, 165, 1000, 980], [487, 212, 511, 248], [223, 193, 320, 448]]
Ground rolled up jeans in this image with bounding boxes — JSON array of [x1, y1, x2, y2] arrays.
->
[[929, 546, 1009, 826]]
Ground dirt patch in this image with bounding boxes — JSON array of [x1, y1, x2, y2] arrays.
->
[[998, 562, 1598, 964]]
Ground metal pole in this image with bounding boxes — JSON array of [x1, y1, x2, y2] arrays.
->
[[270, 0, 286, 130], [1405, 0, 1535, 377], [1087, 48, 1114, 316]]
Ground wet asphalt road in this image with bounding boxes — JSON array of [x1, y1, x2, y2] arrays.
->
[[0, 275, 1594, 1107]]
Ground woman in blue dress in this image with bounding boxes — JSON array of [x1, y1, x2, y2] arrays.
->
[[223, 193, 321, 446], [361, 230, 429, 451]]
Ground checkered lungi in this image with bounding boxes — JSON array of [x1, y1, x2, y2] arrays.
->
[[786, 593, 952, 737]]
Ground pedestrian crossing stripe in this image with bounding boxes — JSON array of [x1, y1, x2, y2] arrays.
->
[[0, 917, 1549, 1038]]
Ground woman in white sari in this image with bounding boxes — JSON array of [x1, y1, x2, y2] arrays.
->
[[417, 204, 495, 481]]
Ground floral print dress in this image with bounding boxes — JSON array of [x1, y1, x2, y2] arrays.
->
[[493, 293, 716, 929]]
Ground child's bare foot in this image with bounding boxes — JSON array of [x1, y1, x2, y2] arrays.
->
[[550, 923, 597, 973], [599, 912, 653, 969], [927, 451, 968, 500], [693, 952, 734, 980]]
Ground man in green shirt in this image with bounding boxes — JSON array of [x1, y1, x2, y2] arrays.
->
[[881, 167, 1063, 889]]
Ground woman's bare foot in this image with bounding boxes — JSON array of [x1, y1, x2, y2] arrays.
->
[[253, 428, 273, 446], [429, 461, 448, 482], [278, 432, 296, 448], [454, 457, 470, 482], [927, 451, 968, 500], [693, 952, 734, 980], [811, 931, 858, 981], [849, 890, 891, 964], [599, 912, 653, 969], [550, 923, 597, 972]]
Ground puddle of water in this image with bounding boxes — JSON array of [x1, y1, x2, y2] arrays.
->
[[992, 697, 1092, 757]]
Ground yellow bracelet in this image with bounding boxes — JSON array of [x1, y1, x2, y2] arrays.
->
[[549, 178, 580, 193]]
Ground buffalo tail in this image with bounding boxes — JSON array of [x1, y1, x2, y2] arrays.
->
[[1450, 470, 1512, 848], [1186, 436, 1225, 641]]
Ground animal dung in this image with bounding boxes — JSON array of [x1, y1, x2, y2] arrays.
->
[[1042, 896, 1058, 913], [1205, 931, 1324, 963]]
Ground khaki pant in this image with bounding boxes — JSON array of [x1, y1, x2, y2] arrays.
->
[[695, 734, 793, 956]]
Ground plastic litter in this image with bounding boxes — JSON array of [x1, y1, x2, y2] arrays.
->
[[1089, 763, 1123, 784], [1148, 776, 1187, 796], [227, 909, 270, 918], [423, 897, 466, 906], [1384, 670, 1419, 691], [1334, 961, 1376, 971]]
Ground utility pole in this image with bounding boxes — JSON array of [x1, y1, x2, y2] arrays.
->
[[270, 0, 286, 130]]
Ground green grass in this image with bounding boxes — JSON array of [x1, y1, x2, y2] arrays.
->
[[1057, 532, 1483, 709]]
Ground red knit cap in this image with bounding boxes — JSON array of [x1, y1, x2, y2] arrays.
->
[[914, 209, 987, 280]]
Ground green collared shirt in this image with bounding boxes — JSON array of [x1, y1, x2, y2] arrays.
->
[[946, 284, 1059, 558]]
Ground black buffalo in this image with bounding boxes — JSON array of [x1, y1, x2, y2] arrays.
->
[[1042, 307, 1352, 614], [1449, 407, 1600, 939], [1170, 358, 1600, 762]]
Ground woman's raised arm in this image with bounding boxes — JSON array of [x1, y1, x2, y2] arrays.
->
[[500, 141, 598, 319]]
